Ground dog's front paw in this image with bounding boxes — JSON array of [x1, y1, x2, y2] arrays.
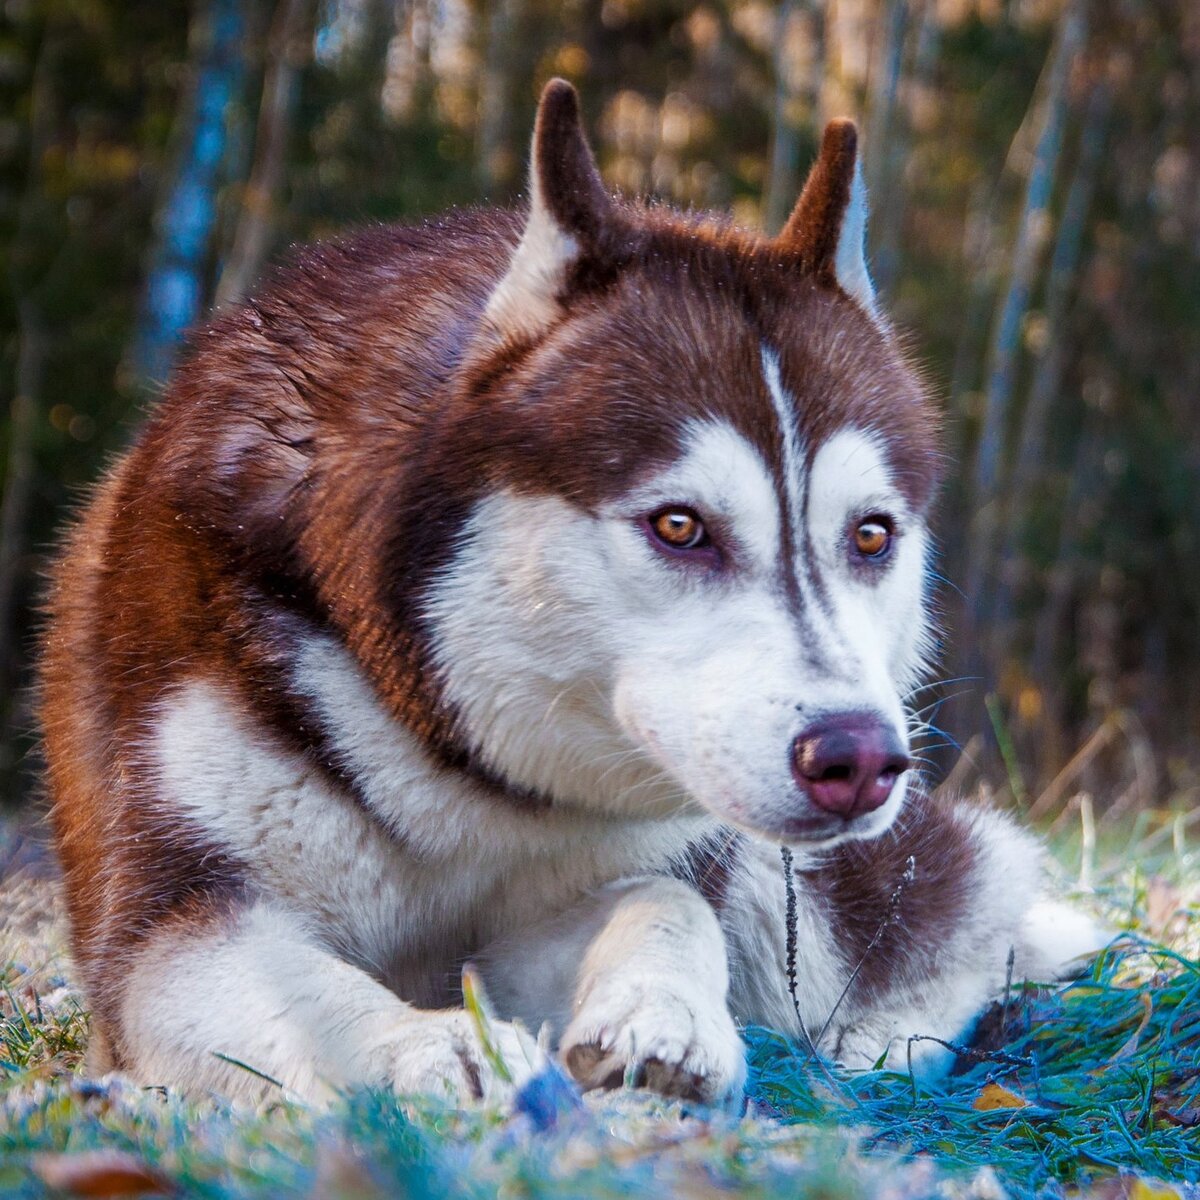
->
[[561, 980, 745, 1106], [378, 1010, 535, 1103]]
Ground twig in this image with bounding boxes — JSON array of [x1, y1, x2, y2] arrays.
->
[[212, 1051, 285, 1090], [1000, 944, 1016, 1035], [779, 846, 862, 1107], [812, 855, 916, 1055], [905, 1034, 1038, 1106]]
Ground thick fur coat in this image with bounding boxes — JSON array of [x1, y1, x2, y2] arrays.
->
[[40, 81, 1098, 1105]]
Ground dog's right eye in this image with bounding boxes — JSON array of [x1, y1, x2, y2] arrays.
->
[[648, 507, 709, 551]]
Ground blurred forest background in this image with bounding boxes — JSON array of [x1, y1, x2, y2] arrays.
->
[[0, 0, 1198, 821]]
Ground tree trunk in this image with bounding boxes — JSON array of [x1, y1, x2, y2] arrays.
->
[[871, 0, 941, 299], [863, 0, 907, 199], [476, 0, 527, 195], [961, 0, 1087, 659], [216, 0, 312, 307], [763, 0, 824, 234], [988, 73, 1112, 651], [130, 0, 246, 385], [1011, 74, 1112, 507]]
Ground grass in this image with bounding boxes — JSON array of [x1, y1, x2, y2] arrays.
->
[[0, 809, 1196, 1199], [751, 939, 1200, 1196]]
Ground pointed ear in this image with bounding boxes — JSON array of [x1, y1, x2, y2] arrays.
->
[[777, 119, 878, 318], [483, 79, 615, 342]]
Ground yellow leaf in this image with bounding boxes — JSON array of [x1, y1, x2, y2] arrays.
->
[[972, 1082, 1030, 1111], [1129, 1180, 1181, 1200]]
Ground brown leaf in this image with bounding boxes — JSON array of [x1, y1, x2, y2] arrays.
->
[[1160, 1104, 1200, 1128], [972, 1082, 1030, 1111], [30, 1150, 173, 1197]]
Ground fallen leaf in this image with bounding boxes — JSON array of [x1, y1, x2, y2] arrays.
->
[[972, 1082, 1030, 1111], [1160, 1104, 1200, 1128], [1129, 1179, 1182, 1200], [31, 1150, 173, 1197]]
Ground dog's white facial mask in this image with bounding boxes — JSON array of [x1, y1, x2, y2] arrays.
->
[[424, 403, 932, 845]]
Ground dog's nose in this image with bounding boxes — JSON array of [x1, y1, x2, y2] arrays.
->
[[792, 714, 910, 818]]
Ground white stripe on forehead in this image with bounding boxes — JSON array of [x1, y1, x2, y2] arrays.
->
[[758, 343, 803, 532], [760, 341, 836, 632]]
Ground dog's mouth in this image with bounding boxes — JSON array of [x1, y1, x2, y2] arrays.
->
[[775, 805, 898, 846], [715, 778, 907, 848]]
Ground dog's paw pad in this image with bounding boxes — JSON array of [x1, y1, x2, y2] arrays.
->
[[563, 1040, 625, 1091], [560, 987, 745, 1106], [635, 1056, 707, 1101]]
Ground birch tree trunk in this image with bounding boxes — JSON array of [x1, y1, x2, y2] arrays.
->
[[988, 75, 1112, 659], [216, 0, 311, 307], [863, 0, 907, 199], [129, 0, 245, 385], [1010, 74, 1112, 507], [871, 0, 941, 299]]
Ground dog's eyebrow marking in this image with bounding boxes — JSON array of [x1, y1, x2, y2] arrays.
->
[[759, 344, 802, 534]]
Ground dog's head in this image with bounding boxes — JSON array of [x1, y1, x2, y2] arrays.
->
[[419, 81, 940, 846]]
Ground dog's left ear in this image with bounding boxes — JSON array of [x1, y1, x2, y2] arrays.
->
[[483, 79, 616, 342], [777, 120, 878, 319]]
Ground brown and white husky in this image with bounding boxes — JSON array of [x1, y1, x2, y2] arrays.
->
[[40, 80, 1099, 1107]]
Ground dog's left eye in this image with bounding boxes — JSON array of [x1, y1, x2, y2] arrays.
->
[[853, 517, 893, 559], [648, 507, 709, 551]]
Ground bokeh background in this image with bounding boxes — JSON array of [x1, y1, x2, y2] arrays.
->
[[1, 0, 1197, 824]]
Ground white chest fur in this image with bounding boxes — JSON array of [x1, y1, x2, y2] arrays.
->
[[150, 636, 708, 1006]]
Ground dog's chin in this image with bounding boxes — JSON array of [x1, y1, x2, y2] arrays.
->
[[719, 792, 905, 849]]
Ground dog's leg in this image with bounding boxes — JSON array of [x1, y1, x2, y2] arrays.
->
[[114, 901, 534, 1104], [480, 876, 745, 1106]]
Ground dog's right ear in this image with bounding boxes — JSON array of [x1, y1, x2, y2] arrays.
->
[[777, 119, 879, 320], [482, 79, 616, 343]]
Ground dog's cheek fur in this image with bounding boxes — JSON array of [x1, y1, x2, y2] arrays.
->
[[423, 490, 694, 817]]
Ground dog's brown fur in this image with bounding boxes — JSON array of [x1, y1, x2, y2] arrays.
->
[[41, 82, 1083, 1098]]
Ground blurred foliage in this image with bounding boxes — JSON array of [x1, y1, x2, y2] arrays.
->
[[1, 0, 1199, 809]]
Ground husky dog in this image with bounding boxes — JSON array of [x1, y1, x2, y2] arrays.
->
[[41, 81, 1098, 1107]]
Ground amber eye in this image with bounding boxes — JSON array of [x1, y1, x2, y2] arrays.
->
[[650, 508, 708, 550], [853, 518, 892, 558]]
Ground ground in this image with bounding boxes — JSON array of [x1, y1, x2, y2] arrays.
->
[[0, 803, 1197, 1200]]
